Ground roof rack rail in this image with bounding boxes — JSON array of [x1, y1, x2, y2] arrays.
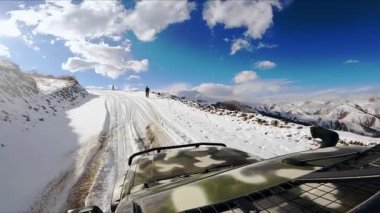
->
[[128, 142, 227, 165]]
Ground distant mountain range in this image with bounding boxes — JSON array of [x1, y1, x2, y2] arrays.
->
[[169, 89, 380, 137], [253, 98, 380, 137]]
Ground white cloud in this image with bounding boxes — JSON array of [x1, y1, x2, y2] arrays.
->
[[8, 0, 195, 41], [123, 1, 196, 41], [230, 38, 251, 55], [127, 75, 141, 81], [4, 1, 195, 79], [0, 19, 21, 37], [256, 42, 277, 49], [203, 0, 281, 39], [163, 83, 193, 95], [344, 59, 359, 64], [233, 71, 258, 84], [61, 57, 98, 71], [255, 60, 276, 70], [168, 80, 289, 102], [9, 1, 127, 41], [194, 83, 233, 98], [21, 34, 40, 51], [124, 85, 141, 91], [0, 44, 11, 57], [62, 40, 148, 79], [163, 71, 290, 102]]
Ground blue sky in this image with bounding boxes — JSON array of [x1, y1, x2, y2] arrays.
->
[[0, 0, 379, 100]]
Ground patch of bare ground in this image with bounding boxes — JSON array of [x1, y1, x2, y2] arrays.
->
[[136, 123, 167, 151], [146, 123, 162, 149], [65, 131, 110, 210], [338, 111, 349, 120], [145, 122, 172, 149]]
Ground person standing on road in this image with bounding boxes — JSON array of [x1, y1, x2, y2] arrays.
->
[[145, 86, 150, 98]]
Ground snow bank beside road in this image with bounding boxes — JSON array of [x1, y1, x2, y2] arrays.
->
[[0, 94, 106, 212], [0, 60, 107, 212], [67, 93, 106, 144]]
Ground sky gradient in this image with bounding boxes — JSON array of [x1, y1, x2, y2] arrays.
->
[[0, 0, 379, 100]]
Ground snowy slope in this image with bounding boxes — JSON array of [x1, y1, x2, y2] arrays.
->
[[0, 61, 88, 127], [254, 98, 380, 137], [0, 61, 106, 212]]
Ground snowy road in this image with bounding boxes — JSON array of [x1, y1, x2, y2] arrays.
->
[[81, 90, 380, 212], [80, 90, 317, 212], [83, 91, 197, 211]]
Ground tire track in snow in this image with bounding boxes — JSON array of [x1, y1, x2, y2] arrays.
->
[[65, 131, 110, 210], [82, 91, 196, 212]]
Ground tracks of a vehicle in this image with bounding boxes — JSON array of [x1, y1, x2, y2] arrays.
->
[[79, 91, 195, 211]]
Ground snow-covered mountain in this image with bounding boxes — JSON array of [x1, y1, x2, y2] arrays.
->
[[254, 98, 380, 137], [0, 60, 88, 127]]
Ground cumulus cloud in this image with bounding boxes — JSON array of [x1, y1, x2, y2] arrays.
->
[[0, 44, 11, 57], [9, 1, 195, 42], [194, 83, 233, 98], [9, 1, 126, 41], [344, 59, 359, 64], [61, 57, 97, 71], [162, 83, 193, 96], [0, 19, 21, 37], [203, 0, 281, 39], [4, 0, 195, 78], [123, 1, 196, 41], [255, 60, 276, 69], [233, 71, 258, 84], [164, 70, 289, 102], [167, 79, 288, 102], [62, 40, 148, 79], [230, 38, 251, 55]]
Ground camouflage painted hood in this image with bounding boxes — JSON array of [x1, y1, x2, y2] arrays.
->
[[116, 146, 367, 213]]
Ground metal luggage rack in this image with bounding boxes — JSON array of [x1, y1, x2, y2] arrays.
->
[[183, 178, 380, 213], [183, 145, 380, 213], [128, 142, 227, 165]]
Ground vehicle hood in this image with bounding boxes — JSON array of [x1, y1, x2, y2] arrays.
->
[[116, 146, 368, 213]]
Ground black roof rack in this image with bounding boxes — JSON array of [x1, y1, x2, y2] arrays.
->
[[128, 142, 227, 165], [182, 144, 380, 213]]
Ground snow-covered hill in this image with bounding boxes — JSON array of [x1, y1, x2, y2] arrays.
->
[[254, 98, 380, 137], [0, 60, 88, 127]]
